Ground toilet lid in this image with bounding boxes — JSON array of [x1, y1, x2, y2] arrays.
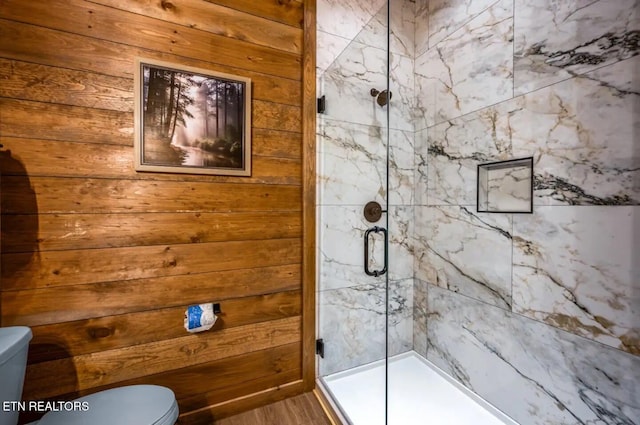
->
[[37, 385, 179, 425]]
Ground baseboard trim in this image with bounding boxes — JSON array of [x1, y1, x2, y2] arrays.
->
[[313, 384, 345, 425], [177, 380, 304, 424]]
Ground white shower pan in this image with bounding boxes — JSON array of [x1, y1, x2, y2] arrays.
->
[[322, 351, 518, 425]]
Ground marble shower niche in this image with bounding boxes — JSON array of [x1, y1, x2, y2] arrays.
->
[[317, 0, 639, 424], [477, 157, 533, 213]]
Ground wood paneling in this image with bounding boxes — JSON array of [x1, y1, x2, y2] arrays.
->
[[26, 290, 301, 362], [0, 0, 301, 80], [24, 316, 301, 399], [0, 58, 134, 111], [3, 238, 301, 290], [0, 46, 301, 106], [2, 265, 300, 326], [88, 0, 303, 54], [2, 144, 301, 187], [0, 138, 302, 186], [110, 343, 302, 408], [0, 98, 133, 145], [0, 99, 300, 145], [4, 211, 301, 252], [0, 0, 315, 422], [205, 0, 304, 28], [2, 177, 301, 214], [12, 344, 299, 425]]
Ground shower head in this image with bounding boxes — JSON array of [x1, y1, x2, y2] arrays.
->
[[370, 88, 392, 107]]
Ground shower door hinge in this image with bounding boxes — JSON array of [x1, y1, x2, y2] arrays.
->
[[316, 338, 325, 358], [317, 95, 326, 114]]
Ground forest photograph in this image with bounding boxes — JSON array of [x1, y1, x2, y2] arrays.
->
[[135, 59, 252, 176]]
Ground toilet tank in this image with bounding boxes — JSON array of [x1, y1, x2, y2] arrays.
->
[[0, 327, 32, 425]]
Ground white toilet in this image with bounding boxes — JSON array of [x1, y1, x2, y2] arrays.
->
[[0, 327, 179, 425]]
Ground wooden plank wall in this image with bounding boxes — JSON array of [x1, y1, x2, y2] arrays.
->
[[0, 0, 314, 423]]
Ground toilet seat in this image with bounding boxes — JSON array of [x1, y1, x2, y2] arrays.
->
[[36, 385, 179, 425]]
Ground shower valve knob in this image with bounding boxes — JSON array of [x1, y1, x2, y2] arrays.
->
[[364, 201, 383, 223]]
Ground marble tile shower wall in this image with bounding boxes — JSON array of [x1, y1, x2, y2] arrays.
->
[[316, 0, 416, 376], [413, 0, 640, 424]]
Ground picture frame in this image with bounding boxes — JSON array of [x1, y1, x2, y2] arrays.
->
[[134, 58, 252, 176]]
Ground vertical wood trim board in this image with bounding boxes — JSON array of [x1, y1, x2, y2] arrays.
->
[[301, 0, 317, 393], [0, 0, 316, 422]]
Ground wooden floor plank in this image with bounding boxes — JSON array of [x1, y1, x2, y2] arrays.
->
[[214, 392, 332, 425]]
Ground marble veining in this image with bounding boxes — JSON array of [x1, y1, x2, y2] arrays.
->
[[322, 44, 415, 131], [415, 206, 513, 309], [513, 57, 640, 206], [414, 128, 429, 206], [355, 1, 416, 58], [425, 110, 510, 206], [388, 129, 416, 206], [317, 0, 416, 79], [316, 1, 417, 376], [428, 286, 640, 425], [415, 0, 513, 128], [317, 0, 639, 419], [514, 0, 640, 94], [414, 0, 429, 58], [413, 278, 428, 358], [425, 57, 639, 207], [319, 283, 386, 376], [389, 0, 416, 58], [322, 41, 388, 128], [318, 118, 415, 206], [319, 279, 413, 376], [427, 0, 499, 49], [513, 206, 640, 355], [387, 206, 414, 281], [319, 203, 415, 287], [318, 118, 387, 206], [316, 0, 386, 41], [389, 52, 417, 131], [319, 205, 384, 292], [317, 31, 352, 74]]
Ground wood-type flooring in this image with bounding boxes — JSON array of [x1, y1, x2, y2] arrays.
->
[[214, 392, 334, 425]]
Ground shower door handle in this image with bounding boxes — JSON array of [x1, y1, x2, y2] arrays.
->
[[364, 226, 388, 277]]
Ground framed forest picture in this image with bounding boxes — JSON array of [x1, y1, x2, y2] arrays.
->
[[134, 58, 252, 176]]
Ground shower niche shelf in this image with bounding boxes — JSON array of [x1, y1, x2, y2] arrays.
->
[[477, 157, 533, 213]]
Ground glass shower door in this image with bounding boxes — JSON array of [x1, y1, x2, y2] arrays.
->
[[384, 0, 418, 423], [315, 1, 392, 423]]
